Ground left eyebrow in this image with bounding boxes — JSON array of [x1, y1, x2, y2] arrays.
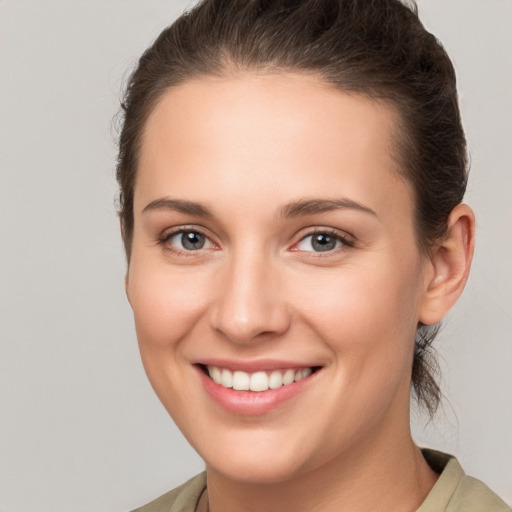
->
[[279, 198, 377, 218], [142, 198, 215, 217]]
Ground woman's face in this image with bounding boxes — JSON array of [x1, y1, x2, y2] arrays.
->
[[127, 74, 433, 483]]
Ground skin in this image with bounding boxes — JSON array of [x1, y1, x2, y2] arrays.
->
[[126, 73, 474, 512]]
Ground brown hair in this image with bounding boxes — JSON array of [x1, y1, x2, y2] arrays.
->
[[116, 0, 468, 415]]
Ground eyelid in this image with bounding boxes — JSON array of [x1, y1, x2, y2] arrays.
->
[[159, 225, 218, 254], [157, 224, 354, 256], [290, 227, 355, 253]]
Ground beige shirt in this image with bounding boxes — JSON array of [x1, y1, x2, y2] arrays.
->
[[132, 450, 510, 512]]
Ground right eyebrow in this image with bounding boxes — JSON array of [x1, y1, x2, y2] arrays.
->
[[279, 197, 377, 218], [142, 198, 214, 217]]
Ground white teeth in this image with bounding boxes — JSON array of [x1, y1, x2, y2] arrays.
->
[[209, 366, 222, 384], [302, 367, 312, 379], [268, 370, 283, 389], [283, 369, 295, 385], [294, 367, 312, 382], [206, 366, 315, 392], [250, 371, 268, 392], [233, 370, 250, 390], [221, 368, 233, 388]]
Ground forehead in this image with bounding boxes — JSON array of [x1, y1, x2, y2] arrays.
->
[[142, 72, 398, 158], [136, 73, 412, 219]]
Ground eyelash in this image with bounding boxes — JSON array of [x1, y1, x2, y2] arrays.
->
[[293, 228, 355, 255], [158, 227, 216, 257], [158, 227, 355, 256]]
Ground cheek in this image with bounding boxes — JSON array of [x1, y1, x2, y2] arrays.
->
[[127, 258, 212, 351], [290, 259, 422, 370], [289, 262, 422, 437], [126, 259, 215, 416]]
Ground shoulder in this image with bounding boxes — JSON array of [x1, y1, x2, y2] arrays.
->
[[130, 473, 206, 512], [419, 449, 511, 512], [447, 472, 511, 512]]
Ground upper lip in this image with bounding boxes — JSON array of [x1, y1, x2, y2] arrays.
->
[[195, 358, 322, 373]]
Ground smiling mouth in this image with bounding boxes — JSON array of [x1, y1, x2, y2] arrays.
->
[[201, 365, 321, 392]]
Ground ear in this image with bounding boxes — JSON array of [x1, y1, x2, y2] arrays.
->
[[419, 203, 475, 325]]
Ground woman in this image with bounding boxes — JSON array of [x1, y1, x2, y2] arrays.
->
[[116, 0, 510, 510]]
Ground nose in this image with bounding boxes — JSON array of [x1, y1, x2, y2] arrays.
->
[[208, 249, 290, 344]]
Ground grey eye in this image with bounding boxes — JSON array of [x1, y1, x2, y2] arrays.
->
[[170, 231, 209, 251], [296, 233, 343, 252], [311, 233, 337, 252]]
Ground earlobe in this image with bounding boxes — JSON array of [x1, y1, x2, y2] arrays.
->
[[419, 203, 475, 325]]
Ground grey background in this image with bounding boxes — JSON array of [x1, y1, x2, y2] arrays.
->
[[0, 1, 510, 510]]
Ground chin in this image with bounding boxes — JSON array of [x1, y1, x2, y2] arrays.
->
[[191, 426, 326, 485], [206, 455, 308, 485]]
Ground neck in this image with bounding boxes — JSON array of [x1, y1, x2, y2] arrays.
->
[[204, 417, 437, 512]]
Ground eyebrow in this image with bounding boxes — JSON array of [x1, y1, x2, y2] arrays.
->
[[142, 198, 214, 217], [142, 196, 377, 219], [279, 198, 377, 218]]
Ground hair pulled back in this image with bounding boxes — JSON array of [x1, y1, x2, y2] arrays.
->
[[116, 0, 468, 415]]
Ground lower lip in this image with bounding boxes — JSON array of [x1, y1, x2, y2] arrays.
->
[[196, 367, 319, 416]]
